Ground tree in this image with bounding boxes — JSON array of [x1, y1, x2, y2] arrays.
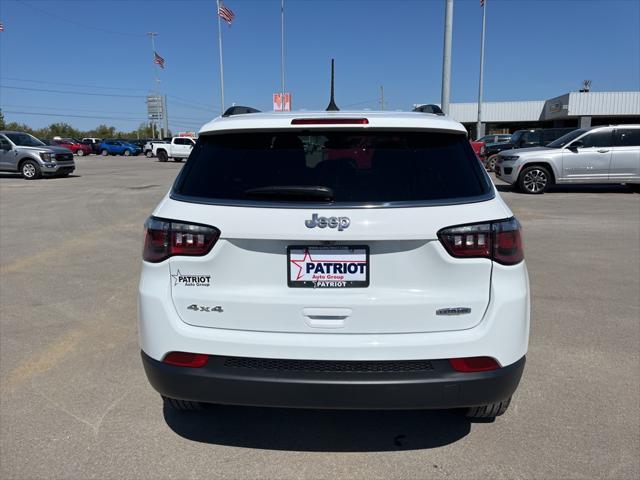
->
[[0, 109, 5, 130]]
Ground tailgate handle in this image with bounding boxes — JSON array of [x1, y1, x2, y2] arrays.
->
[[303, 308, 351, 328]]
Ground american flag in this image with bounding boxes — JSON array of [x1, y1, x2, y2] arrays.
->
[[0, 22, 4, 32], [480, 0, 485, 6], [218, 2, 235, 25], [154, 51, 165, 69]]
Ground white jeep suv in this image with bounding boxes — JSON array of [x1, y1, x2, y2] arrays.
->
[[139, 110, 529, 419]]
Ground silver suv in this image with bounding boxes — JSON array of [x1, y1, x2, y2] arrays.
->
[[0, 131, 76, 179], [495, 125, 640, 193]]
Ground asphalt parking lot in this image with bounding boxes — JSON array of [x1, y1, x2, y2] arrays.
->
[[1, 155, 638, 480]]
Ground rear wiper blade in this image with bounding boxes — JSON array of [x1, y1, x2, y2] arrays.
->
[[244, 185, 334, 202]]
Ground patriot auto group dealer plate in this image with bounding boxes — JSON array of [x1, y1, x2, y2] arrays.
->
[[287, 245, 370, 288]]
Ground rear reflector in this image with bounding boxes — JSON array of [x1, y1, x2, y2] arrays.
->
[[449, 356, 500, 372], [291, 118, 369, 125], [143, 216, 220, 263], [438, 217, 523, 265], [163, 352, 209, 368]]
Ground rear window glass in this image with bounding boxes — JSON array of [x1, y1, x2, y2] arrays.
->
[[174, 131, 491, 206]]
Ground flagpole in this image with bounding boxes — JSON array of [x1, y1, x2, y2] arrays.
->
[[147, 32, 160, 90], [476, 0, 487, 139], [216, 0, 225, 114], [281, 0, 285, 99]]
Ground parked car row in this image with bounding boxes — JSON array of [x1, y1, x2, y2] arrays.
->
[[480, 128, 574, 171]]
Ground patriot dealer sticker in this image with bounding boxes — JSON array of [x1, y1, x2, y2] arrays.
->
[[287, 245, 369, 288]]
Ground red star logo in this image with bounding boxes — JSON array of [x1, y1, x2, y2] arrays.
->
[[290, 249, 313, 280]]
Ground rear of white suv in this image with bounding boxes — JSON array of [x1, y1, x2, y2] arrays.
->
[[139, 111, 529, 418]]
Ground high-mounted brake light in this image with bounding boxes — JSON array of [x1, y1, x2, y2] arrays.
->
[[438, 217, 523, 265], [143, 217, 220, 263], [163, 352, 209, 368], [291, 118, 369, 125]]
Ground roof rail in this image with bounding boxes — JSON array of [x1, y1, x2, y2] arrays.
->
[[222, 106, 261, 117], [412, 104, 445, 116]]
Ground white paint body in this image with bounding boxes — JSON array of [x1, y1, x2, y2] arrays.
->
[[139, 111, 530, 367]]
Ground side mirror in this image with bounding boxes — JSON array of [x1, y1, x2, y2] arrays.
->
[[568, 140, 583, 151], [0, 143, 12, 151]]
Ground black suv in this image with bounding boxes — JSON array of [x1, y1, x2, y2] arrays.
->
[[483, 127, 576, 171]]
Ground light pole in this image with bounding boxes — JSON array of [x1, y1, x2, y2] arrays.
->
[[441, 0, 453, 115]]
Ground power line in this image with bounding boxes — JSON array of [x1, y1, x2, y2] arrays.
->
[[16, 0, 144, 38], [3, 110, 146, 122], [0, 85, 143, 98], [0, 76, 148, 92]]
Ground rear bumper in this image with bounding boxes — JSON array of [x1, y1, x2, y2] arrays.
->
[[141, 351, 525, 410]]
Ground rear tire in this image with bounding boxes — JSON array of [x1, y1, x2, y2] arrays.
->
[[466, 397, 511, 419], [162, 396, 203, 411], [157, 150, 168, 162], [76, 149, 85, 157], [628, 184, 640, 193], [21, 160, 42, 180], [123, 149, 131, 157], [518, 165, 551, 194], [101, 149, 109, 156], [146, 150, 153, 158]]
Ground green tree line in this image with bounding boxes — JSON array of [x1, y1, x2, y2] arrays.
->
[[0, 110, 165, 140]]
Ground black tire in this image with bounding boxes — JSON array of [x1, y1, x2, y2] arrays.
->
[[21, 160, 42, 180], [162, 396, 203, 411], [157, 150, 168, 162], [101, 149, 109, 156], [628, 184, 640, 193], [173, 157, 183, 163], [123, 149, 131, 157], [145, 150, 153, 158], [466, 397, 511, 419], [518, 165, 552, 194], [486, 154, 499, 172], [76, 149, 85, 157]]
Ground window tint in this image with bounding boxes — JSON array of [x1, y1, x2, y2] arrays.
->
[[581, 130, 613, 148], [0, 136, 11, 148], [521, 131, 541, 145], [614, 129, 640, 147], [174, 131, 491, 205]]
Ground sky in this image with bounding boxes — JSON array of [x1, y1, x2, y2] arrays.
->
[[0, 0, 639, 132]]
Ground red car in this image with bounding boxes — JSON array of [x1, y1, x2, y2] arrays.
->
[[469, 140, 485, 160], [52, 138, 92, 156]]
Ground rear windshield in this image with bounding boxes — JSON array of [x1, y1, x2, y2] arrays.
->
[[173, 130, 492, 206]]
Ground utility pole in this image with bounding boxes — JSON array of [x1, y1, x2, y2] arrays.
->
[[163, 95, 169, 139], [379, 86, 384, 111], [441, 0, 453, 115], [476, 0, 487, 139]]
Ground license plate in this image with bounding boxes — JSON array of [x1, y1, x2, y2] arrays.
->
[[287, 245, 369, 288]]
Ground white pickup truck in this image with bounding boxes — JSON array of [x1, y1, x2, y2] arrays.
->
[[152, 137, 196, 162]]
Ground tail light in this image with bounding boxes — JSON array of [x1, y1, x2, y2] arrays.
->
[[449, 356, 500, 372], [438, 217, 523, 265], [143, 216, 220, 263], [163, 352, 209, 368]]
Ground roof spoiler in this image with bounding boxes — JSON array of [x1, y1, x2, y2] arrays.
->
[[222, 106, 261, 117], [412, 104, 445, 116]]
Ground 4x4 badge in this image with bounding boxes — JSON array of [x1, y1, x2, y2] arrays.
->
[[305, 213, 350, 231]]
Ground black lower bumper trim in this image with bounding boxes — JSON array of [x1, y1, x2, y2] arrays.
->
[[141, 351, 525, 410]]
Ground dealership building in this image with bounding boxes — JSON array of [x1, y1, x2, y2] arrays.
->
[[419, 91, 640, 138]]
